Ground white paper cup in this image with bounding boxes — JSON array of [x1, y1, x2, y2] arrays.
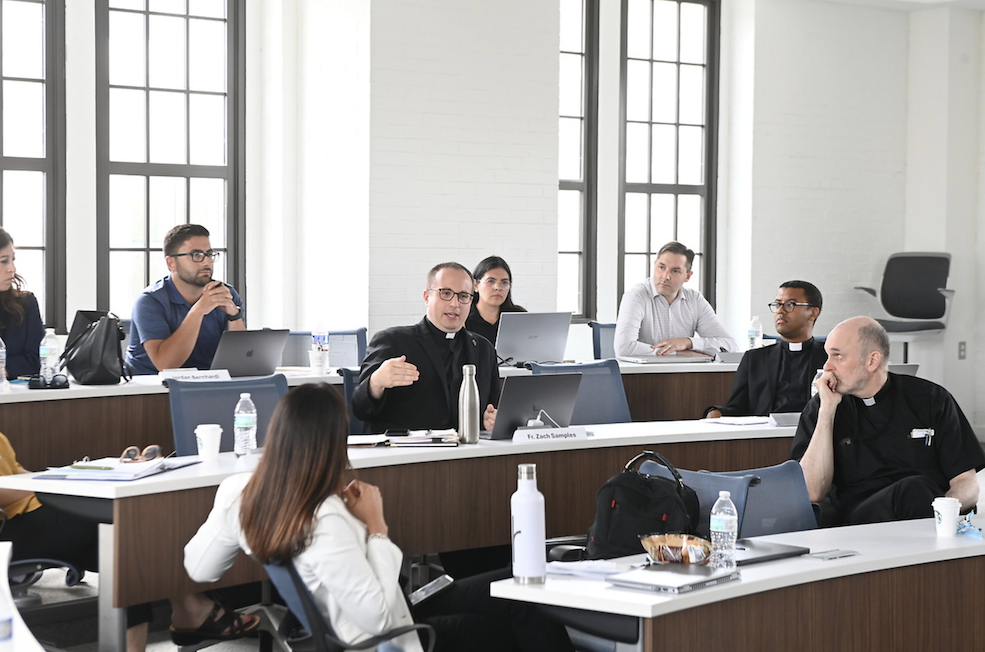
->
[[932, 496, 960, 537], [308, 349, 327, 375], [195, 424, 222, 462]]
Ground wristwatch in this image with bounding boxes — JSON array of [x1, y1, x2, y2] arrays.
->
[[227, 307, 244, 322]]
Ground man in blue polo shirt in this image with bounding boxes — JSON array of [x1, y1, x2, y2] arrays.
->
[[125, 224, 245, 375]]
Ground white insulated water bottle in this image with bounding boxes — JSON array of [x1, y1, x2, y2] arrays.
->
[[458, 364, 480, 444], [511, 463, 546, 584]]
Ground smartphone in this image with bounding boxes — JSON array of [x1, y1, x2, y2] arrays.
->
[[409, 574, 454, 606]]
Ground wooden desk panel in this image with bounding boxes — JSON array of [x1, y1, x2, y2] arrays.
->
[[641, 555, 985, 651], [6, 371, 734, 471], [113, 435, 791, 607]]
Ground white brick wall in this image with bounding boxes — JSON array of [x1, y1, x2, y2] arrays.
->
[[744, 0, 909, 337], [368, 0, 560, 333]]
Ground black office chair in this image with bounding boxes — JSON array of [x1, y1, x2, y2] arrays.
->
[[263, 559, 434, 652], [855, 252, 954, 363], [166, 374, 289, 455], [529, 360, 631, 425], [0, 509, 86, 610], [587, 321, 616, 360], [328, 328, 368, 367], [338, 368, 367, 434]]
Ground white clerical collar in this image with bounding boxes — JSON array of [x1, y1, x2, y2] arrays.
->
[[788, 341, 803, 352], [445, 331, 456, 340], [862, 396, 876, 407]]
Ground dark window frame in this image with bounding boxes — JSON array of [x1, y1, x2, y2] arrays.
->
[[616, 0, 720, 304], [559, 0, 600, 321], [93, 0, 246, 312], [0, 0, 66, 330]]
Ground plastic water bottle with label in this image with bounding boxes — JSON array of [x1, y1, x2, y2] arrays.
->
[[748, 316, 763, 350], [0, 335, 9, 393], [710, 490, 738, 570], [233, 392, 257, 456], [40, 328, 60, 383]]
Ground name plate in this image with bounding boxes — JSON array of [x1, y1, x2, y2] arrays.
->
[[512, 426, 589, 443], [159, 369, 232, 383]]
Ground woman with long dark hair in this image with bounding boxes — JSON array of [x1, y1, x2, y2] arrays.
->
[[466, 255, 526, 345], [0, 228, 43, 378], [184, 384, 572, 652]]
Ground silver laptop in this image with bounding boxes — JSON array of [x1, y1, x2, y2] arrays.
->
[[211, 329, 290, 377], [494, 312, 572, 366], [480, 373, 582, 440], [618, 354, 714, 364], [606, 563, 740, 594]]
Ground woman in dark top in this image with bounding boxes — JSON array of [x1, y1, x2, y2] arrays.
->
[[0, 228, 42, 378], [466, 256, 525, 345]]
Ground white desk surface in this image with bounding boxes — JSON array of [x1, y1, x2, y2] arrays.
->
[[0, 360, 739, 405], [0, 420, 793, 500], [0, 542, 47, 651], [490, 517, 985, 619]]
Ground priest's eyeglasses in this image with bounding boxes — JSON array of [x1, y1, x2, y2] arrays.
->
[[768, 300, 814, 313], [427, 288, 474, 304]]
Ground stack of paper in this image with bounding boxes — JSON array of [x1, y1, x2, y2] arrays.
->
[[40, 456, 200, 481]]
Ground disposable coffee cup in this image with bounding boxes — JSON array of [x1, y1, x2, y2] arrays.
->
[[932, 496, 960, 537], [308, 349, 327, 375], [195, 424, 222, 462]]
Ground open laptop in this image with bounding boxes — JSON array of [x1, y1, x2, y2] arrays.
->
[[735, 539, 809, 566], [618, 354, 714, 364], [606, 563, 739, 594], [480, 373, 582, 440], [495, 312, 572, 366], [211, 329, 290, 377]]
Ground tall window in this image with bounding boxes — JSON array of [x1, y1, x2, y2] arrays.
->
[[558, 0, 597, 318], [96, 0, 244, 318], [619, 0, 718, 300], [0, 0, 64, 326]]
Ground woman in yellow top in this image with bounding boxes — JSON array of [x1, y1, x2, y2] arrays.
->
[[0, 432, 99, 569]]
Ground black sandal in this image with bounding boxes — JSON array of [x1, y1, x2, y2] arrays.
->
[[170, 603, 261, 646]]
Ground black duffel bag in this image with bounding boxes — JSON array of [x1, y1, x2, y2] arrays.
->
[[586, 450, 700, 559], [59, 312, 131, 385]]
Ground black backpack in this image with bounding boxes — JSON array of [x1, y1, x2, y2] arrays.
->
[[586, 450, 700, 560]]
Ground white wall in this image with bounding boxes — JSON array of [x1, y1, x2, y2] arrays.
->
[[367, 0, 561, 333]]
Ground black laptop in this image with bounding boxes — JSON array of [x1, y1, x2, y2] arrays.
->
[[480, 373, 582, 440], [210, 329, 289, 377], [734, 539, 810, 566]]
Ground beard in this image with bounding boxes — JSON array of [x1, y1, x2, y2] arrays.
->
[[175, 266, 212, 288]]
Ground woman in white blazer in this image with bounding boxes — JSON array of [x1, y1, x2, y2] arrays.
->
[[183, 383, 572, 652]]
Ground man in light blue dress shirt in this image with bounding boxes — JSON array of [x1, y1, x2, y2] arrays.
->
[[614, 241, 737, 357]]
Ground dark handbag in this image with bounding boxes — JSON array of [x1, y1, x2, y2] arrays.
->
[[586, 450, 700, 560], [59, 312, 131, 385]]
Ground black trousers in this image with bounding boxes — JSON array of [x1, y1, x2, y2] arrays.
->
[[2, 505, 154, 627], [411, 569, 573, 652], [2, 505, 100, 571], [845, 476, 942, 525]]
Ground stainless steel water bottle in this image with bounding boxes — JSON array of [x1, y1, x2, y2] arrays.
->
[[458, 364, 480, 444]]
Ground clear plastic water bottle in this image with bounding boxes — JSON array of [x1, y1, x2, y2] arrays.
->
[[710, 490, 738, 570], [0, 582, 12, 652], [311, 326, 328, 352], [0, 335, 9, 393], [40, 328, 60, 383], [748, 316, 763, 350], [233, 392, 257, 457], [511, 463, 546, 584]]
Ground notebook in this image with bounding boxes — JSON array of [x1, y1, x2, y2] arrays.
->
[[480, 373, 582, 440], [211, 329, 290, 377], [618, 354, 714, 364], [495, 312, 572, 365], [606, 563, 740, 594], [734, 539, 810, 566]]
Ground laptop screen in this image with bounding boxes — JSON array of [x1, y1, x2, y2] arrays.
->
[[494, 312, 572, 365], [482, 373, 582, 440]]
